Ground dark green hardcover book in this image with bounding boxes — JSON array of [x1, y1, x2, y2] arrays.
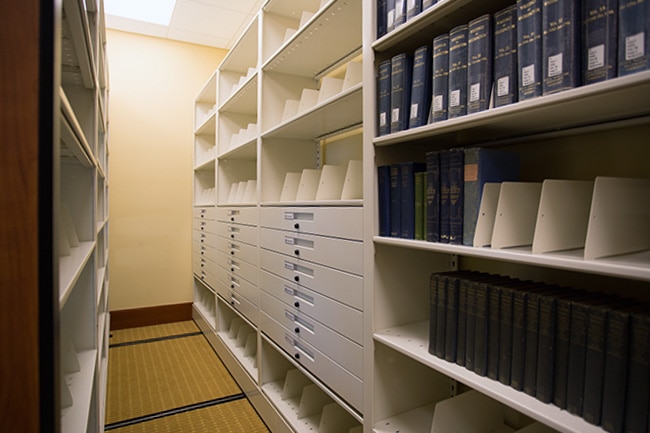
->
[[377, 0, 388, 38], [431, 34, 450, 122], [467, 14, 494, 114], [517, 0, 543, 99], [377, 59, 392, 136], [400, 162, 426, 239], [624, 311, 650, 433], [542, 0, 582, 95], [582, 0, 618, 84], [445, 276, 460, 362], [429, 273, 439, 355], [439, 149, 451, 243], [425, 151, 441, 242], [448, 148, 464, 245], [409, 45, 432, 129], [390, 53, 413, 133], [414, 171, 425, 240], [494, 5, 519, 107], [448, 25, 469, 118], [618, 0, 650, 75], [377, 165, 391, 236], [435, 273, 448, 358]]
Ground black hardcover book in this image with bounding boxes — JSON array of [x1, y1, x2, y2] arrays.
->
[[435, 273, 448, 358], [618, 0, 650, 76], [624, 311, 650, 433], [389, 164, 401, 237], [448, 148, 464, 245], [387, 0, 396, 33], [430, 34, 450, 122], [407, 0, 423, 21], [498, 285, 516, 385], [511, 286, 529, 390], [445, 276, 460, 362], [422, 0, 438, 10], [400, 162, 426, 239], [425, 151, 441, 242], [395, 0, 407, 28], [409, 45, 432, 129], [377, 0, 388, 38], [377, 165, 391, 236], [542, 0, 582, 95], [465, 277, 478, 371], [448, 25, 469, 118], [517, 0, 543, 100], [487, 284, 502, 380], [439, 149, 451, 243], [390, 53, 413, 133], [582, 0, 618, 84], [468, 14, 494, 114], [429, 273, 439, 355], [456, 278, 469, 365], [494, 5, 519, 107], [474, 281, 492, 376], [377, 59, 392, 136]]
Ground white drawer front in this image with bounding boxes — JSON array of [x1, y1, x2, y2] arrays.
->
[[218, 221, 258, 246], [193, 230, 218, 249], [193, 207, 216, 221], [193, 218, 218, 235], [195, 258, 218, 291], [221, 273, 259, 307], [224, 290, 259, 326], [261, 292, 362, 378], [260, 228, 363, 275], [260, 270, 362, 344], [216, 250, 259, 286], [195, 242, 218, 263], [217, 206, 259, 226], [261, 313, 363, 412], [260, 249, 362, 310], [260, 207, 363, 240], [216, 236, 259, 266]]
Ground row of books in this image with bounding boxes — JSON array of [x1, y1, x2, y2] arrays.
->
[[429, 271, 650, 433], [377, 147, 519, 244], [376, 0, 440, 38], [377, 0, 650, 136]]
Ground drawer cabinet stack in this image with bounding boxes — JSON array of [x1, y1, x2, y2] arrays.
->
[[192, 207, 219, 290], [259, 206, 364, 412]]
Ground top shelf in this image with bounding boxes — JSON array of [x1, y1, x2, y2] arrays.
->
[[374, 71, 650, 148], [61, 0, 97, 89], [219, 15, 259, 74]]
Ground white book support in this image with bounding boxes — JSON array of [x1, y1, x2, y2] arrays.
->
[[584, 176, 650, 259], [280, 172, 302, 202], [296, 169, 322, 201], [318, 77, 344, 104], [244, 180, 257, 203], [247, 67, 256, 78], [315, 165, 347, 200], [430, 390, 507, 433], [491, 182, 543, 249], [235, 181, 248, 203], [298, 88, 320, 113], [532, 180, 594, 254], [282, 369, 312, 401], [284, 27, 298, 43], [298, 384, 330, 419], [300, 11, 315, 28], [318, 403, 358, 433], [244, 333, 257, 358], [342, 61, 363, 90], [229, 317, 244, 340], [228, 183, 238, 203], [341, 160, 363, 200], [60, 203, 80, 248], [473, 183, 501, 247], [58, 214, 73, 257], [282, 100, 300, 122]]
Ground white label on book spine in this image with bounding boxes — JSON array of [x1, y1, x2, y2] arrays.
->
[[522, 64, 535, 86], [626, 32, 645, 60], [379, 112, 387, 126], [387, 10, 395, 28], [470, 83, 480, 102], [433, 94, 443, 111], [588, 44, 605, 70], [391, 107, 400, 122], [497, 76, 509, 96], [410, 103, 419, 119], [548, 53, 563, 77], [396, 0, 405, 19], [408, 0, 416, 9], [450, 89, 460, 107]]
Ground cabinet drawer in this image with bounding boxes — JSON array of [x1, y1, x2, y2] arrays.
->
[[260, 228, 363, 275], [217, 221, 258, 246], [193, 230, 218, 249], [195, 258, 218, 291], [216, 236, 259, 267], [260, 249, 362, 310], [260, 207, 363, 240], [193, 218, 218, 234], [216, 250, 259, 286], [260, 270, 362, 344], [216, 206, 258, 226], [220, 273, 259, 307], [194, 242, 218, 263], [261, 291, 362, 378], [224, 290, 259, 326], [193, 207, 217, 220], [261, 313, 363, 412]]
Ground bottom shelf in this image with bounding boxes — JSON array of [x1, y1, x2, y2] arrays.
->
[[216, 299, 258, 382], [60, 349, 98, 433]]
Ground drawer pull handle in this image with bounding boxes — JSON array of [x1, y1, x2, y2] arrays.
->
[[294, 223, 300, 230], [230, 284, 235, 289], [294, 249, 300, 256], [294, 327, 300, 333], [231, 251, 235, 255], [294, 301, 300, 308], [294, 353, 300, 360], [231, 268, 235, 272], [294, 276, 300, 282], [230, 234, 235, 239], [230, 217, 234, 222]]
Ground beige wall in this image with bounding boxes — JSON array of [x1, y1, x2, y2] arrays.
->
[[107, 29, 226, 311]]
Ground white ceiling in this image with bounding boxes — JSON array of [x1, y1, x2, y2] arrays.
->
[[105, 0, 266, 49]]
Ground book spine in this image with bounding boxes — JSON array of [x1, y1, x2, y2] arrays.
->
[[566, 302, 589, 416], [582, 0, 618, 84], [422, 0, 438, 10], [517, 0, 544, 100], [377, 165, 391, 236], [448, 25, 469, 118], [425, 151, 441, 242], [494, 5, 519, 107], [389, 164, 401, 237], [394, 0, 407, 28], [400, 162, 425, 239], [434, 273, 448, 358], [431, 34, 450, 122], [601, 308, 632, 433], [448, 149, 464, 245], [552, 296, 573, 409], [618, 0, 650, 76], [536, 294, 558, 403], [542, 0, 582, 95], [582, 304, 608, 425], [465, 280, 478, 371], [474, 282, 490, 376], [511, 289, 528, 390], [462, 148, 480, 246], [377, 0, 388, 38], [439, 150, 451, 243], [445, 276, 459, 362], [468, 14, 494, 114], [409, 45, 432, 129], [387, 0, 396, 33], [415, 171, 425, 240], [456, 278, 469, 365], [390, 53, 413, 133], [498, 286, 515, 385], [407, 0, 423, 21], [624, 312, 650, 433], [429, 273, 439, 355], [523, 291, 542, 396], [487, 284, 501, 380], [377, 60, 392, 136]]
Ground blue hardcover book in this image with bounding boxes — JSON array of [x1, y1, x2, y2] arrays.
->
[[430, 34, 450, 122], [542, 0, 582, 95], [426, 150, 441, 242], [448, 25, 469, 118], [377, 0, 388, 38], [624, 311, 650, 433], [422, 0, 438, 10], [407, 0, 423, 21], [439, 150, 451, 243], [409, 45, 432, 129], [468, 14, 494, 114], [390, 53, 413, 133], [517, 0, 543, 100], [462, 148, 520, 246], [389, 164, 401, 237], [582, 0, 618, 84], [377, 59, 392, 136], [448, 148, 464, 245], [395, 0, 407, 28], [494, 5, 519, 107], [387, 0, 396, 33], [400, 162, 426, 239], [618, 0, 650, 76], [377, 165, 391, 236]]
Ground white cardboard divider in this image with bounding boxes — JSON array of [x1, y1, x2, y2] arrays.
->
[[298, 383, 330, 419], [59, 214, 72, 256], [282, 369, 311, 401], [244, 180, 257, 203], [430, 390, 506, 433], [228, 182, 238, 203], [318, 402, 358, 433], [280, 172, 302, 201], [491, 182, 543, 249], [244, 333, 257, 357], [235, 181, 248, 203], [341, 160, 363, 200], [282, 99, 300, 122], [296, 169, 322, 201], [300, 11, 315, 28], [228, 317, 244, 339], [584, 176, 650, 259], [342, 61, 363, 90], [246, 67, 256, 78], [315, 165, 347, 200], [236, 325, 249, 347], [515, 422, 558, 433], [284, 27, 298, 43], [61, 203, 80, 248], [532, 179, 594, 254], [318, 77, 344, 104], [298, 88, 320, 113], [473, 183, 501, 247]]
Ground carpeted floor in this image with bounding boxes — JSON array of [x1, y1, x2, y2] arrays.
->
[[105, 321, 270, 432]]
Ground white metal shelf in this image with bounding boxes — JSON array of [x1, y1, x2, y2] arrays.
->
[[219, 74, 259, 115], [60, 349, 98, 433], [218, 138, 258, 160], [59, 241, 96, 307], [194, 112, 217, 136], [60, 88, 96, 168], [61, 0, 97, 88]]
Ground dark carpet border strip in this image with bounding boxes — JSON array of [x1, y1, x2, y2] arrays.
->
[[104, 393, 246, 431], [109, 331, 202, 349], [110, 303, 193, 330]]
